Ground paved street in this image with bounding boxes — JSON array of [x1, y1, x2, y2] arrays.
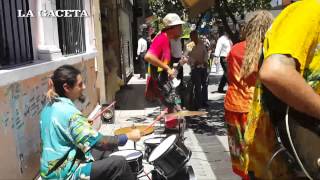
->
[[99, 64, 240, 180]]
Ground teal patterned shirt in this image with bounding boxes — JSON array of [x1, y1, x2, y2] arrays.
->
[[40, 97, 102, 179]]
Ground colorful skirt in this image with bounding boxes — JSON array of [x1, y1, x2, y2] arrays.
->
[[225, 109, 249, 179]]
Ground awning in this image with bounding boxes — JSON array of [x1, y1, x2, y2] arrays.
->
[[181, 0, 216, 18]]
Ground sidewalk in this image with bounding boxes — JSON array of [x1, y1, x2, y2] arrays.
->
[[99, 65, 240, 179]]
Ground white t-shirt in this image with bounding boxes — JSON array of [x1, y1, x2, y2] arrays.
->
[[170, 38, 182, 58], [137, 37, 147, 55], [214, 35, 233, 57]]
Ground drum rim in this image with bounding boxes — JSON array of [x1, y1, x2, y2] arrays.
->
[[144, 137, 164, 144], [148, 135, 177, 162]]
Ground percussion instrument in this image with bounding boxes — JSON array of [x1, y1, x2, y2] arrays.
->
[[166, 110, 207, 117], [148, 135, 191, 178], [109, 150, 144, 175], [144, 137, 165, 160], [114, 125, 154, 136], [151, 166, 196, 180], [279, 107, 320, 179]]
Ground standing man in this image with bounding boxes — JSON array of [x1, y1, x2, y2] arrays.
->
[[214, 29, 233, 93], [244, 0, 320, 178], [188, 30, 209, 110], [144, 13, 185, 111], [137, 34, 148, 79], [40, 65, 141, 180], [170, 38, 183, 81]]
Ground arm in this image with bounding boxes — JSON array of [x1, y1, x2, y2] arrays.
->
[[94, 129, 141, 151], [259, 54, 320, 118], [214, 38, 222, 57], [204, 45, 209, 66], [144, 53, 174, 75], [137, 40, 141, 56]]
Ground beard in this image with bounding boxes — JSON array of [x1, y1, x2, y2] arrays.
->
[[78, 94, 86, 103]]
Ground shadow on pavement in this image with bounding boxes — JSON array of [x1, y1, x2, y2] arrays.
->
[[186, 96, 227, 136], [115, 84, 160, 110]]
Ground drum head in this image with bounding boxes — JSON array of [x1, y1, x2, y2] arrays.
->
[[110, 150, 142, 160], [144, 137, 163, 144], [148, 135, 177, 162]]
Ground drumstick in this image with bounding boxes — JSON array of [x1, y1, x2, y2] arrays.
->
[[92, 101, 116, 121], [142, 110, 167, 134]]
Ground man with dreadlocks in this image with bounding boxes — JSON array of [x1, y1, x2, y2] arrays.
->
[[244, 0, 320, 179], [224, 10, 273, 179]]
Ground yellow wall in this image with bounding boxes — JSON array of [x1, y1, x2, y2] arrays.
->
[[0, 59, 98, 179]]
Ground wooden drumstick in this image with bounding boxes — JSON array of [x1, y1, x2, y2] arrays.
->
[[142, 110, 167, 134], [92, 101, 116, 121]]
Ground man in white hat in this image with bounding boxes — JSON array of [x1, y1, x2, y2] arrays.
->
[[144, 13, 185, 112]]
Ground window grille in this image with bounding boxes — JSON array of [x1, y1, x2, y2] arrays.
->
[[0, 0, 33, 69], [56, 0, 86, 55]]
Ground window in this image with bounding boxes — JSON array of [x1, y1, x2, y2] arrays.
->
[[56, 0, 86, 55], [0, 0, 33, 69]]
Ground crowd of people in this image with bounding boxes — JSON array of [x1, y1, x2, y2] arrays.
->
[[39, 0, 320, 179]]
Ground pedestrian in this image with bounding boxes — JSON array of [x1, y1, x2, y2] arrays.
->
[[188, 30, 209, 110], [40, 65, 141, 180], [244, 0, 320, 179], [144, 13, 185, 112], [224, 10, 273, 179], [137, 34, 148, 79], [214, 29, 233, 93]]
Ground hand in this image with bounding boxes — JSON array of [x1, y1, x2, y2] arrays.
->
[[88, 119, 93, 125], [167, 68, 175, 79], [126, 129, 141, 142], [179, 57, 188, 65]]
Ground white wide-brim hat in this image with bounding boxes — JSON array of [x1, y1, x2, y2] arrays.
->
[[163, 13, 185, 29]]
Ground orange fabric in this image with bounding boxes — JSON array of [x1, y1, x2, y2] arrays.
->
[[225, 110, 249, 179], [224, 41, 256, 112]]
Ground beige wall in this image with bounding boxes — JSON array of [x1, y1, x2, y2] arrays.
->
[[0, 59, 98, 179]]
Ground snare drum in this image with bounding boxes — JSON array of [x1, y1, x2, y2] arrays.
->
[[109, 150, 143, 175], [144, 137, 164, 160], [148, 135, 192, 178]]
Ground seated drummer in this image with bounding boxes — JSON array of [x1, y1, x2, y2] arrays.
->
[[39, 65, 141, 180]]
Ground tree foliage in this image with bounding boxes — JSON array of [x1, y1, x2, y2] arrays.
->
[[147, 0, 272, 42], [147, 0, 185, 18]]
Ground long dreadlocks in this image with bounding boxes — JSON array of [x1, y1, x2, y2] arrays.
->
[[240, 10, 274, 78]]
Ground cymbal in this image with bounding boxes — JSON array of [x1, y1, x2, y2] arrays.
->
[[166, 110, 208, 117], [114, 125, 154, 136]]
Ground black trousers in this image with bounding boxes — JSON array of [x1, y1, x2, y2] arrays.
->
[[139, 52, 147, 78], [90, 149, 135, 180], [218, 57, 228, 91], [191, 67, 208, 109]]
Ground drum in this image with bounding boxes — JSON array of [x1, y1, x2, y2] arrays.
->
[[152, 166, 196, 180], [144, 137, 165, 160], [148, 135, 192, 178], [109, 150, 143, 175]]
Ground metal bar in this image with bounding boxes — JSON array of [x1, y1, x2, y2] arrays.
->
[[0, 0, 5, 65], [8, 0, 18, 64], [24, 0, 33, 61], [14, 0, 23, 62]]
